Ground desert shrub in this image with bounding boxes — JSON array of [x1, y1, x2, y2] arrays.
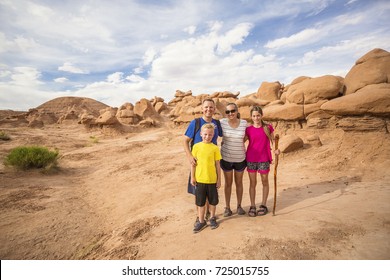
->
[[0, 131, 11, 141], [89, 135, 99, 144], [4, 146, 59, 170]]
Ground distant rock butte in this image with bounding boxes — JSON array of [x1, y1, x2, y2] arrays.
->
[[36, 96, 109, 116]]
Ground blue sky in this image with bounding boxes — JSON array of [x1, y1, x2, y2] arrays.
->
[[0, 0, 389, 111]]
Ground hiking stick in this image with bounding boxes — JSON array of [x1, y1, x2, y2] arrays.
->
[[273, 134, 280, 216]]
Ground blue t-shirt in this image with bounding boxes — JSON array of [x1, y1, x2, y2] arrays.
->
[[184, 118, 222, 145]]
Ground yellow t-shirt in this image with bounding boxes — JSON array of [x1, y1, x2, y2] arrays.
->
[[191, 142, 222, 184]]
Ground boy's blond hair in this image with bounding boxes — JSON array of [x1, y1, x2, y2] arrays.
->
[[201, 123, 215, 132]]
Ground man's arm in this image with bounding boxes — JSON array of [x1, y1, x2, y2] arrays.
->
[[190, 163, 196, 186], [183, 135, 197, 166]]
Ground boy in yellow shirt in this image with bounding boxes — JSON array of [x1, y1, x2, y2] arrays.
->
[[190, 123, 222, 233]]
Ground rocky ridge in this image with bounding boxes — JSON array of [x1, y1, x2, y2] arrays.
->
[[1, 48, 389, 152]]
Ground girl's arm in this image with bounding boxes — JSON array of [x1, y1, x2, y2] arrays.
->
[[215, 160, 221, 189]]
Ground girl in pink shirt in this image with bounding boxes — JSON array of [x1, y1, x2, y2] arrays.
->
[[245, 106, 279, 217]]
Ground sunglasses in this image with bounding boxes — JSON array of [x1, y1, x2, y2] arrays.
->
[[225, 109, 236, 114]]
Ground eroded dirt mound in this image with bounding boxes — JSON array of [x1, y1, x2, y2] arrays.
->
[[245, 222, 366, 260], [78, 217, 168, 260]]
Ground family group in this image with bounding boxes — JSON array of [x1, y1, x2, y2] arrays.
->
[[183, 99, 280, 233]]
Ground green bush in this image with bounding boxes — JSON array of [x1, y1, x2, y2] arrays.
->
[[0, 131, 11, 141], [4, 146, 59, 170], [89, 135, 99, 144]]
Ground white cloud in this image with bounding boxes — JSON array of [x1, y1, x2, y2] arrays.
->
[[107, 72, 124, 84], [72, 80, 152, 108], [142, 48, 157, 66], [265, 28, 322, 49], [0, 32, 39, 54], [346, 0, 358, 6], [14, 36, 39, 52], [334, 14, 365, 27], [58, 63, 88, 74], [264, 4, 373, 52], [250, 54, 276, 64], [133, 67, 143, 75], [280, 34, 390, 84], [0, 67, 50, 110], [126, 74, 145, 83], [209, 21, 223, 33], [150, 22, 255, 78], [54, 77, 68, 83], [290, 33, 390, 68], [27, 1, 55, 20], [10, 67, 43, 86], [0, 70, 11, 78], [0, 84, 58, 111], [216, 23, 253, 54], [144, 22, 280, 94], [307, 0, 333, 16], [184, 25, 197, 35], [0, 33, 10, 53]]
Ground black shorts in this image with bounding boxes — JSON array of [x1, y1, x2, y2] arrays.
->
[[195, 183, 219, 207], [220, 159, 247, 172]]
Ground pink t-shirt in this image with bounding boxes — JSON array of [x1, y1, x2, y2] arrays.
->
[[245, 124, 274, 163]]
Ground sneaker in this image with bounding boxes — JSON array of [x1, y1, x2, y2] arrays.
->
[[209, 217, 219, 229], [223, 207, 233, 217], [194, 217, 200, 227], [193, 221, 207, 233], [237, 206, 246, 215]]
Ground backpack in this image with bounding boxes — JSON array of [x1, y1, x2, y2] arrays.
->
[[190, 117, 222, 150]]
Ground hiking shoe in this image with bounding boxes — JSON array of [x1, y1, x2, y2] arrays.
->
[[194, 217, 200, 227], [237, 206, 246, 215], [209, 217, 219, 229], [193, 221, 207, 233], [223, 207, 233, 217]]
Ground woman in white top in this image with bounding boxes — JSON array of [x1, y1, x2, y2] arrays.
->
[[220, 103, 247, 217]]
